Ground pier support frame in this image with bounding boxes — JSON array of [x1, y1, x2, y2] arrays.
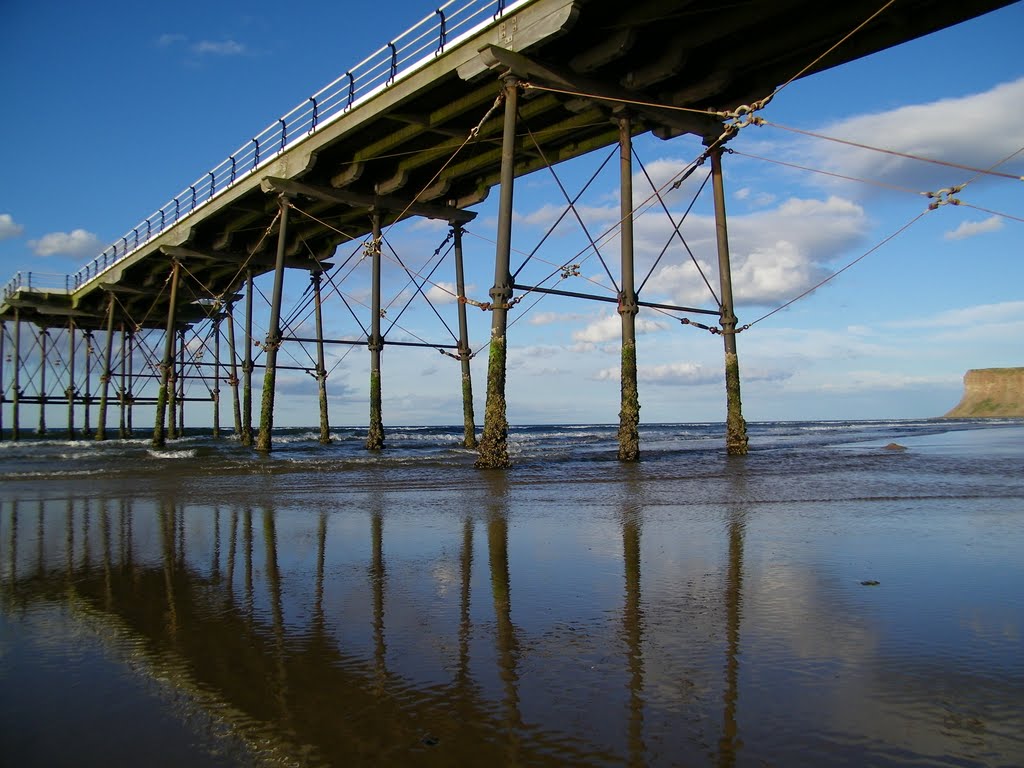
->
[[312, 270, 331, 444], [617, 112, 640, 462], [38, 329, 48, 436], [153, 260, 181, 448], [96, 294, 116, 440], [708, 143, 749, 455], [256, 196, 291, 453], [242, 270, 254, 446], [227, 302, 243, 439], [365, 212, 385, 451], [453, 224, 477, 448], [476, 75, 519, 469]]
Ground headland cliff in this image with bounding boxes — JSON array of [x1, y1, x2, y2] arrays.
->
[[944, 367, 1024, 417]]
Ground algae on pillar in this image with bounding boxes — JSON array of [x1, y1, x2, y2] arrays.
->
[[476, 75, 519, 469], [256, 196, 292, 453], [708, 141, 749, 455], [617, 112, 640, 462], [365, 213, 385, 451], [152, 260, 181, 448], [96, 294, 117, 441], [311, 270, 331, 444], [453, 224, 477, 448]]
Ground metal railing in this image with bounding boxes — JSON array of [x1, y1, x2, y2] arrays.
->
[[3, 0, 524, 304]]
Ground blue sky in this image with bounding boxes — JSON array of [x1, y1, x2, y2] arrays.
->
[[2, 1, 1022, 427]]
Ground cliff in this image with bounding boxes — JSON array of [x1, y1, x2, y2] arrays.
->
[[944, 368, 1024, 418]]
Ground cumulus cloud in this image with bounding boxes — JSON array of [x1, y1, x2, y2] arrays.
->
[[943, 215, 1003, 241], [799, 77, 1024, 193], [572, 313, 667, 344], [649, 195, 869, 306], [29, 229, 101, 258], [528, 311, 588, 326], [595, 361, 790, 386], [887, 300, 1024, 329], [0, 213, 24, 240], [425, 281, 472, 305]]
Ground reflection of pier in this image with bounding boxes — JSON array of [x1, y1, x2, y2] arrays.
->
[[0, 490, 748, 765]]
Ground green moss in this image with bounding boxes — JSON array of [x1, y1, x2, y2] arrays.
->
[[318, 379, 331, 444], [476, 335, 510, 469], [255, 366, 277, 453], [462, 372, 478, 448], [618, 340, 640, 461], [366, 369, 385, 450], [152, 384, 167, 448], [724, 352, 749, 456]]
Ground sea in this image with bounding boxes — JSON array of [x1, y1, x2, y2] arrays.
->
[[1, 418, 1022, 767]]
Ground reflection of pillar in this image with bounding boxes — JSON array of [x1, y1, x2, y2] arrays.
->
[[226, 509, 239, 595], [38, 329, 48, 435], [64, 499, 73, 578], [159, 499, 178, 638], [256, 197, 291, 453], [226, 303, 243, 439], [212, 506, 221, 582], [312, 271, 331, 444], [244, 507, 254, 617], [7, 500, 17, 583], [476, 76, 519, 469], [371, 508, 387, 684], [100, 501, 112, 609], [623, 511, 646, 766], [242, 271, 255, 446], [453, 225, 477, 448], [708, 144, 749, 456], [718, 513, 745, 768], [153, 261, 181, 448], [36, 500, 45, 578], [81, 498, 91, 572], [488, 508, 522, 761], [366, 213, 385, 451], [263, 507, 291, 724], [617, 113, 640, 462], [314, 512, 328, 634], [458, 515, 474, 687], [97, 295, 116, 440]]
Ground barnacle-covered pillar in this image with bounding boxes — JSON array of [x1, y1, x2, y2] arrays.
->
[[152, 260, 181, 448], [242, 270, 254, 446], [476, 75, 519, 469], [453, 224, 477, 448], [617, 112, 640, 461], [708, 142, 749, 455], [256, 196, 291, 453], [312, 270, 331, 444], [365, 212, 385, 451], [96, 294, 116, 440]]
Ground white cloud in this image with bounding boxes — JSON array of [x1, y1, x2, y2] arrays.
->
[[595, 361, 790, 386], [425, 281, 472, 305], [156, 33, 186, 47], [28, 229, 101, 258], [0, 213, 24, 240], [572, 313, 667, 344], [943, 215, 1004, 241], [528, 311, 588, 326], [800, 77, 1024, 193], [886, 300, 1024, 329], [192, 40, 247, 56]]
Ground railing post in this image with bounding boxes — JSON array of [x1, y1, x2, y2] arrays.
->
[[617, 112, 640, 462], [476, 75, 519, 469], [256, 196, 291, 453]]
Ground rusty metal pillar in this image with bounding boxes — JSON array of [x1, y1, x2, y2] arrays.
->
[[66, 319, 76, 439], [256, 195, 291, 453], [242, 270, 254, 446], [708, 144, 749, 455], [453, 224, 477, 448], [153, 260, 181, 448], [212, 313, 222, 438], [365, 212, 385, 451], [96, 295, 116, 440], [226, 302, 243, 439], [83, 331, 93, 436], [617, 113, 640, 462], [176, 327, 186, 438], [11, 312, 20, 441], [476, 75, 519, 469], [312, 270, 331, 444], [38, 329, 48, 436]]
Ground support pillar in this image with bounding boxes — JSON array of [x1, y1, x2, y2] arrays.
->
[[0, 320, 5, 441], [168, 328, 178, 439], [176, 327, 186, 438], [242, 270, 254, 446], [66, 319, 76, 439], [212, 314, 222, 438], [119, 325, 128, 438], [226, 302, 243, 439], [11, 312, 20, 441], [97, 295, 116, 440], [312, 271, 331, 444], [256, 196, 291, 453], [476, 75, 519, 469], [83, 331, 93, 436], [453, 224, 477, 448], [365, 212, 385, 450], [617, 113, 640, 462], [153, 261, 181, 448], [38, 329, 48, 436], [124, 328, 134, 437], [708, 144, 749, 455]]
